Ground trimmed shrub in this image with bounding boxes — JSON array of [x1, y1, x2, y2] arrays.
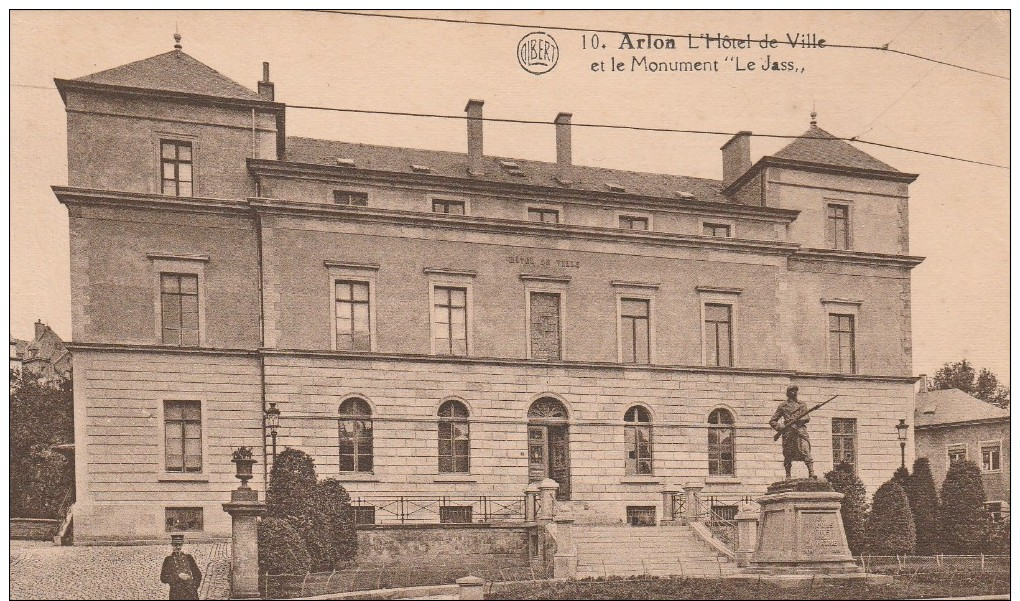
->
[[938, 459, 990, 554], [258, 516, 311, 576], [825, 463, 867, 555], [892, 466, 910, 487], [296, 478, 358, 571], [987, 515, 1010, 555], [904, 458, 939, 555], [267, 448, 317, 520], [865, 480, 915, 555]]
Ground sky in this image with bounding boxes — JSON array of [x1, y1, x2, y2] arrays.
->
[[8, 10, 1010, 382]]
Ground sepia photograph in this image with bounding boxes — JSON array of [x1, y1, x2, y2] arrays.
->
[[8, 9, 1010, 600]]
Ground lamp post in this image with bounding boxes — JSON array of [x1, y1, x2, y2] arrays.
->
[[896, 418, 909, 469], [265, 402, 280, 463]]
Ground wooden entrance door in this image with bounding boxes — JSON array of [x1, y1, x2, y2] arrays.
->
[[527, 397, 571, 500]]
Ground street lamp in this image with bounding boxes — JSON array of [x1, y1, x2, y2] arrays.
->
[[896, 418, 910, 469], [265, 402, 281, 463]]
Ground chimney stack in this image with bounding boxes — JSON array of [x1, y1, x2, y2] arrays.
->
[[465, 99, 485, 175], [258, 62, 275, 101], [555, 112, 572, 169], [720, 131, 752, 186], [918, 374, 929, 392]]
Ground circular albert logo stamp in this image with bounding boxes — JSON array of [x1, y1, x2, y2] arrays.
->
[[517, 32, 559, 75]]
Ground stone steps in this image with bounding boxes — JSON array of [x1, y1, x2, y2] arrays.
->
[[573, 525, 740, 578]]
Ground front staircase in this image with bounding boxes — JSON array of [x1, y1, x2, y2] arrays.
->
[[573, 524, 741, 578]]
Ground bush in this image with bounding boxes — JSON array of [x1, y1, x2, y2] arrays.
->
[[296, 479, 358, 571], [938, 459, 990, 554], [825, 463, 867, 555], [865, 480, 915, 555], [267, 448, 317, 520], [258, 517, 311, 576], [904, 458, 939, 555], [892, 466, 910, 487], [986, 516, 1010, 554]]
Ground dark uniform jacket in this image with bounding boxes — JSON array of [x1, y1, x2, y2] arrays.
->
[[160, 551, 202, 600], [769, 399, 812, 462]]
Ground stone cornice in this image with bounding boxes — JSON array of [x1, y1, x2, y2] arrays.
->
[[52, 186, 251, 216], [65, 341, 258, 356], [249, 197, 802, 257], [915, 416, 1010, 431], [791, 248, 925, 269], [247, 158, 802, 223], [724, 155, 919, 194], [54, 78, 285, 113]]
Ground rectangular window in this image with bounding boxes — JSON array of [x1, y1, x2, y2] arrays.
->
[[529, 292, 562, 360], [703, 223, 731, 237], [160, 140, 193, 197], [832, 418, 857, 470], [828, 314, 856, 374], [164, 400, 202, 473], [985, 502, 1004, 523], [620, 298, 650, 364], [161, 273, 199, 346], [432, 199, 465, 215], [827, 204, 850, 250], [710, 504, 739, 523], [439, 506, 473, 524], [352, 506, 376, 526], [528, 208, 560, 224], [625, 423, 653, 476], [981, 442, 1002, 472], [165, 507, 203, 532], [438, 420, 470, 473], [619, 215, 649, 231], [335, 281, 371, 351], [704, 303, 733, 367], [626, 506, 657, 527], [708, 424, 735, 475], [948, 443, 968, 466], [434, 286, 468, 356], [334, 190, 369, 206]]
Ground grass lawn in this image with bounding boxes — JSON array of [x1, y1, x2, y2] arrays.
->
[[487, 572, 1010, 600]]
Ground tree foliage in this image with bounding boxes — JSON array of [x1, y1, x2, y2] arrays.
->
[[932, 359, 1010, 409], [865, 480, 916, 555], [938, 459, 990, 554], [10, 370, 75, 518], [258, 517, 310, 576], [266, 448, 317, 520], [296, 479, 358, 571], [904, 458, 940, 555], [825, 463, 867, 555]]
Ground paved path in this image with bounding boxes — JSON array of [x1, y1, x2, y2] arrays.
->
[[10, 540, 230, 600]]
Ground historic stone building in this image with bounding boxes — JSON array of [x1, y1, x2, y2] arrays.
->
[[56, 42, 923, 543]]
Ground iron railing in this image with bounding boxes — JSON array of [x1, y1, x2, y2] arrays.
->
[[351, 495, 527, 525]]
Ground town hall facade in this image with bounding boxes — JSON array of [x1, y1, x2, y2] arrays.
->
[[55, 42, 923, 543]]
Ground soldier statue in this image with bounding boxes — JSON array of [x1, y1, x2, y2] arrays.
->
[[770, 385, 816, 479]]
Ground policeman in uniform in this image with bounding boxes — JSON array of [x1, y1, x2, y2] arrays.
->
[[160, 533, 203, 600]]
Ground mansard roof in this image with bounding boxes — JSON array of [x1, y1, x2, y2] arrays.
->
[[773, 125, 900, 173], [285, 137, 732, 204], [68, 49, 266, 103]]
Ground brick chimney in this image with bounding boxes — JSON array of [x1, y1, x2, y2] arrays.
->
[[465, 99, 484, 175], [721, 131, 752, 186], [555, 112, 572, 168], [258, 62, 275, 101], [918, 374, 929, 392]]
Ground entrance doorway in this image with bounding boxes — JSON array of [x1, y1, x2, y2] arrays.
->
[[527, 398, 570, 500]]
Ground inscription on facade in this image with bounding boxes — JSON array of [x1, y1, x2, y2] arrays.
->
[[508, 255, 581, 268], [800, 511, 843, 555]]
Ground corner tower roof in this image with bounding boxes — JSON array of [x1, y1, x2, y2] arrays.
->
[[773, 124, 899, 172]]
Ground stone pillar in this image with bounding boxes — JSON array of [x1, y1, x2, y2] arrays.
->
[[552, 514, 577, 579], [537, 478, 559, 524], [456, 575, 486, 600], [660, 486, 681, 526], [684, 482, 704, 523], [525, 482, 540, 522], [734, 509, 760, 567], [222, 486, 267, 599]]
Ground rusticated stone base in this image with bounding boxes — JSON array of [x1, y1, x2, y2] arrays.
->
[[747, 484, 861, 575]]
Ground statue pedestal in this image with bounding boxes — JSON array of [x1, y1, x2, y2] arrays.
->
[[748, 479, 861, 575]]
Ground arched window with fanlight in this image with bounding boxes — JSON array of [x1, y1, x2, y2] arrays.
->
[[624, 405, 653, 476], [339, 398, 373, 473], [438, 400, 470, 473], [708, 408, 735, 476]]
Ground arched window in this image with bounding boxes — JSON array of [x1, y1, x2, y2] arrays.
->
[[339, 398, 373, 473], [624, 406, 652, 476], [438, 400, 470, 473], [708, 408, 735, 476]]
